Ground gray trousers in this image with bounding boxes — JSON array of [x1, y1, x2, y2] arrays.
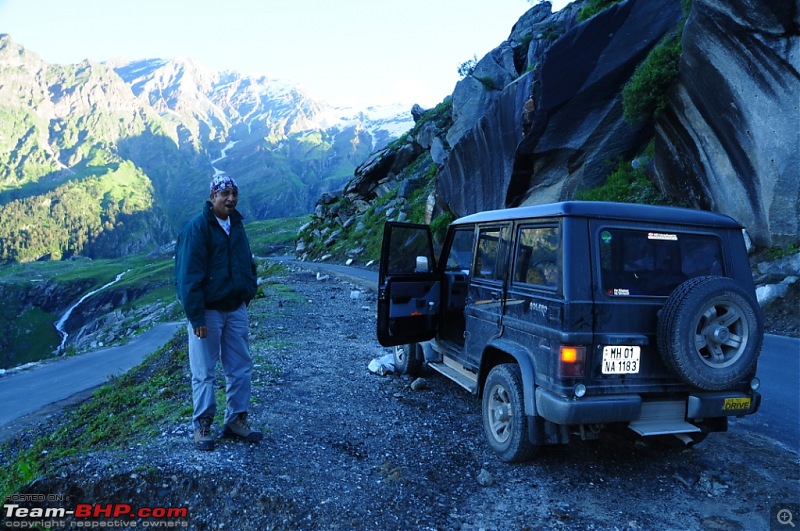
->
[[188, 303, 252, 429]]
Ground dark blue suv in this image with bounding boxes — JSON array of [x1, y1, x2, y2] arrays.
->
[[377, 201, 762, 462]]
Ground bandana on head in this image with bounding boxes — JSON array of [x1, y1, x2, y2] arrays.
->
[[210, 175, 238, 194]]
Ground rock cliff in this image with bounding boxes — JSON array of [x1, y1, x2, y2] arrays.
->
[[508, 0, 684, 207], [305, 0, 798, 256], [654, 0, 799, 246]]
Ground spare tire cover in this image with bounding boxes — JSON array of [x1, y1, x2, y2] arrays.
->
[[657, 276, 762, 391]]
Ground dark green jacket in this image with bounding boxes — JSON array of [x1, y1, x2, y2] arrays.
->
[[175, 201, 257, 328]]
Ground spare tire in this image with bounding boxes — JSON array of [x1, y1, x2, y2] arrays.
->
[[657, 276, 762, 391]]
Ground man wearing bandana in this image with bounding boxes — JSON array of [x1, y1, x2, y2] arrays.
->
[[175, 174, 263, 450]]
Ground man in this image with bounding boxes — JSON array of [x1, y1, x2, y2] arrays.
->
[[175, 174, 263, 451]]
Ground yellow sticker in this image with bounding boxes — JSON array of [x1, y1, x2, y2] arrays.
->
[[723, 397, 751, 411]]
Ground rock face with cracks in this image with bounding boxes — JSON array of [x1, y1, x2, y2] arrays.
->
[[653, 0, 800, 247], [307, 0, 798, 276], [358, 0, 799, 248]]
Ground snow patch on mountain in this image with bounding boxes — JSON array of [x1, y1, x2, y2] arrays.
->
[[111, 57, 414, 150]]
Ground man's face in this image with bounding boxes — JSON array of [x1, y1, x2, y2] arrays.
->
[[210, 188, 238, 219]]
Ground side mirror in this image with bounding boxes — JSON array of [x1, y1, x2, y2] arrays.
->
[[415, 256, 429, 273]]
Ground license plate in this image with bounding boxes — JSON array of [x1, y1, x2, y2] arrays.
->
[[602, 346, 641, 374], [723, 397, 751, 411]]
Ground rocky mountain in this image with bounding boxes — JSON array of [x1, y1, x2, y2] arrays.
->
[[0, 36, 414, 263], [303, 0, 798, 265], [2, 0, 798, 359], [109, 56, 414, 226], [2, 0, 796, 265]]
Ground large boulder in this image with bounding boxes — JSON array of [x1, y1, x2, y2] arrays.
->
[[439, 0, 684, 217], [653, 0, 800, 246], [343, 147, 396, 198], [511, 0, 683, 208], [446, 42, 519, 149], [445, 1, 560, 149], [438, 74, 534, 215]]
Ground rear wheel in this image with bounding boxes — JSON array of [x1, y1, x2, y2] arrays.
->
[[482, 364, 537, 462], [393, 343, 423, 376]]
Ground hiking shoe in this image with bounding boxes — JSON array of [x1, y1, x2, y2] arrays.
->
[[222, 412, 263, 442], [194, 417, 215, 451]]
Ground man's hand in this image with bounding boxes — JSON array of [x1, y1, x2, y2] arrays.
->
[[193, 326, 208, 339]]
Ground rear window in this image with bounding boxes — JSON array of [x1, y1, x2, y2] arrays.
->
[[599, 228, 724, 297]]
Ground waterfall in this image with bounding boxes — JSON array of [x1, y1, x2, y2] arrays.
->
[[54, 270, 129, 354]]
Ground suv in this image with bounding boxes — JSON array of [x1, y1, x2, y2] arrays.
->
[[377, 201, 762, 462]]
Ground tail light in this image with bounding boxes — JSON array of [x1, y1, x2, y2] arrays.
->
[[558, 345, 586, 378]]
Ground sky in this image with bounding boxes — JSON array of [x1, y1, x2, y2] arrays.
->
[[0, 0, 570, 108]]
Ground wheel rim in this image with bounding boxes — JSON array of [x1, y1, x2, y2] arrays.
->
[[487, 383, 513, 444], [693, 300, 749, 368], [394, 345, 408, 364]]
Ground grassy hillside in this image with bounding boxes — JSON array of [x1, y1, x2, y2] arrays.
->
[[247, 216, 310, 256], [0, 160, 173, 263], [0, 256, 295, 500], [0, 216, 306, 370]]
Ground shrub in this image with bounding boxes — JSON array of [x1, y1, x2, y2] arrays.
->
[[577, 0, 624, 23], [430, 211, 456, 244], [476, 76, 501, 91], [458, 55, 477, 79], [622, 33, 683, 123], [578, 144, 674, 206]]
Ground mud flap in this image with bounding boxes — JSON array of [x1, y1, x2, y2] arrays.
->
[[528, 415, 570, 446]]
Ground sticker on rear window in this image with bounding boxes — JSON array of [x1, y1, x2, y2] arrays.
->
[[647, 232, 678, 241]]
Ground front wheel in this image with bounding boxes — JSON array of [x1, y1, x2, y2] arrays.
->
[[393, 343, 423, 376], [482, 364, 538, 462]]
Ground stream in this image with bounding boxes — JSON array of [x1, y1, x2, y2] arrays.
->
[[211, 140, 238, 175], [54, 270, 129, 353]]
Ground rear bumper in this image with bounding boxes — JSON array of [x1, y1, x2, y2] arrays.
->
[[687, 391, 761, 418], [534, 387, 761, 425], [535, 388, 642, 424]]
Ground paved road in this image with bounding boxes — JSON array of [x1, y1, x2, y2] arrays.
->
[[738, 333, 800, 451], [280, 258, 378, 291], [0, 321, 183, 440]]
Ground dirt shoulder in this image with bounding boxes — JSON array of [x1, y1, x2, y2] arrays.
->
[[3, 266, 798, 530]]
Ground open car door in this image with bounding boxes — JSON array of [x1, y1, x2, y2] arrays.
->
[[377, 222, 442, 347]]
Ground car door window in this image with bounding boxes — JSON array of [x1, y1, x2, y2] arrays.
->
[[514, 226, 560, 288], [445, 229, 476, 275], [384, 224, 436, 276], [475, 229, 506, 281]]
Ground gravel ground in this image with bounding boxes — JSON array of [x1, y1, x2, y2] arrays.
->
[[4, 266, 799, 530]]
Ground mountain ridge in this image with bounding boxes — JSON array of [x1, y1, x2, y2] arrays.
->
[[0, 0, 797, 372], [0, 32, 415, 263]]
